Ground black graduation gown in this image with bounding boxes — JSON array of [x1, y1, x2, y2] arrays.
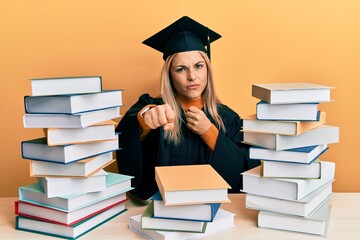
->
[[116, 94, 260, 200]]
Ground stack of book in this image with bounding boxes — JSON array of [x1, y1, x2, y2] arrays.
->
[[16, 76, 134, 239], [129, 164, 236, 240], [241, 82, 339, 237]]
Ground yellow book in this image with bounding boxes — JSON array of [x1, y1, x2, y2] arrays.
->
[[155, 164, 231, 206]]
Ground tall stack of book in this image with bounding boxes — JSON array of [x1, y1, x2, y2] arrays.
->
[[16, 76, 134, 239], [241, 82, 339, 237], [129, 164, 236, 240]]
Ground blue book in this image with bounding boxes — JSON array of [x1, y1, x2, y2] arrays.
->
[[15, 202, 127, 239], [18, 172, 133, 212], [151, 192, 221, 222]]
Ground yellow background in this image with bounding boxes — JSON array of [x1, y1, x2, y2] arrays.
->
[[0, 0, 359, 197]]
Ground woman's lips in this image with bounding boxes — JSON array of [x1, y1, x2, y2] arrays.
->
[[187, 84, 200, 90]]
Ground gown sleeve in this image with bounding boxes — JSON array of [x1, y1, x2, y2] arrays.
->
[[209, 105, 260, 193], [115, 94, 162, 200]]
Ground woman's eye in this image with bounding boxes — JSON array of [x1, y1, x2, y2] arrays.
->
[[175, 68, 185, 72], [195, 64, 203, 69]]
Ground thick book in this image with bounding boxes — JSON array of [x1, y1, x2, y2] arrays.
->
[[22, 135, 119, 164], [258, 199, 331, 237], [141, 201, 207, 233], [249, 144, 328, 164], [37, 170, 107, 198], [246, 181, 332, 217], [29, 152, 115, 178], [242, 112, 325, 136], [243, 125, 339, 151], [129, 209, 235, 240], [256, 101, 320, 121], [262, 160, 323, 179], [252, 82, 333, 104], [44, 120, 117, 146], [241, 161, 335, 201], [15, 194, 127, 226], [19, 172, 133, 212], [30, 76, 102, 96], [23, 106, 121, 128], [152, 192, 221, 222], [155, 165, 230, 206], [25, 90, 122, 114], [15, 202, 126, 239]]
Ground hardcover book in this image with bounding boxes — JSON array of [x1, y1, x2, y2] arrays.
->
[[261, 160, 323, 179], [155, 165, 230, 206]]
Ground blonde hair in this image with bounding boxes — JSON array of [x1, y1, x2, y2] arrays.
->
[[161, 51, 225, 144]]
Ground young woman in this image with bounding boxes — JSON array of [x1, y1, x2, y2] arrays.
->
[[116, 16, 259, 200]]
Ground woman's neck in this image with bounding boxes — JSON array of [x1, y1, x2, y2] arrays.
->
[[178, 97, 203, 111]]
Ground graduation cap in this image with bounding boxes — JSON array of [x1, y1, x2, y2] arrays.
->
[[142, 16, 221, 60]]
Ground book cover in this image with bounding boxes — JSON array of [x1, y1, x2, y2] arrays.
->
[[25, 90, 122, 114], [155, 165, 230, 206], [30, 76, 102, 96], [261, 160, 323, 179], [241, 161, 335, 201]]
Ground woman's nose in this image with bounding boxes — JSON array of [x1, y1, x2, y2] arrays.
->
[[187, 69, 196, 81]]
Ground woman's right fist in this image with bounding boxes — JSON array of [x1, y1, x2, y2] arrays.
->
[[143, 104, 175, 131]]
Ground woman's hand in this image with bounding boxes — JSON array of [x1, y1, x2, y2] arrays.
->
[[185, 106, 211, 135], [143, 104, 175, 131]]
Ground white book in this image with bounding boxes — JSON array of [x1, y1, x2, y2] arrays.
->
[[243, 112, 325, 135], [30, 152, 114, 177], [30, 76, 102, 96], [241, 161, 335, 201], [256, 101, 319, 121], [243, 125, 339, 151], [249, 144, 328, 164], [141, 202, 207, 233], [252, 82, 333, 104], [16, 194, 127, 226], [262, 160, 323, 179], [258, 199, 331, 237], [19, 172, 133, 212], [16, 202, 126, 239], [38, 170, 107, 198], [129, 209, 235, 240], [246, 181, 332, 217], [23, 106, 121, 128], [22, 135, 119, 164], [25, 90, 122, 114], [45, 120, 117, 146]]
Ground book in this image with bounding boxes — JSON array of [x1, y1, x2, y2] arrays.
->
[[155, 165, 231, 206], [129, 209, 235, 240], [249, 144, 328, 164], [29, 152, 115, 177], [37, 170, 107, 198], [252, 82, 333, 104], [246, 181, 332, 217], [15, 194, 127, 226], [141, 202, 207, 233], [242, 112, 325, 136], [44, 120, 117, 146], [15, 202, 126, 239], [257, 199, 331, 237], [241, 161, 335, 201], [24, 90, 122, 114], [152, 192, 221, 222], [29, 76, 102, 96], [256, 101, 320, 121], [23, 106, 121, 128], [22, 135, 119, 164], [19, 172, 133, 212], [262, 160, 323, 179], [243, 125, 339, 151]]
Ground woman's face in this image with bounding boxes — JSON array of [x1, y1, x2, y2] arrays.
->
[[170, 51, 208, 100]]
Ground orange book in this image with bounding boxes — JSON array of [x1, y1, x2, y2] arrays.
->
[[155, 165, 231, 206]]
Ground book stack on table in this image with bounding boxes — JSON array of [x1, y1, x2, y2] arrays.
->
[[241, 82, 339, 237], [129, 164, 236, 240], [16, 76, 134, 239]]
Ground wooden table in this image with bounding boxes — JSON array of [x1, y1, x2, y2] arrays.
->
[[1, 193, 359, 239]]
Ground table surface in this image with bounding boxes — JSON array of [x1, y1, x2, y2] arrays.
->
[[1, 193, 359, 239]]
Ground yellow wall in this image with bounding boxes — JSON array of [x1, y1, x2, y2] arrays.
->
[[0, 0, 359, 197]]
